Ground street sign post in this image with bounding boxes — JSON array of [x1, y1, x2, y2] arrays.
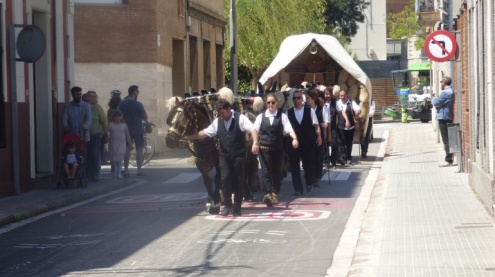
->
[[424, 30, 457, 62]]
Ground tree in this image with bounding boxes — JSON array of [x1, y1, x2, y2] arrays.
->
[[224, 0, 327, 91], [386, 0, 425, 50], [323, 0, 370, 42]]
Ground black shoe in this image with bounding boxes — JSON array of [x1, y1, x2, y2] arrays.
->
[[263, 194, 273, 207], [208, 203, 220, 215], [233, 204, 242, 217], [314, 180, 320, 187], [220, 207, 232, 216], [306, 185, 313, 193], [361, 153, 368, 159], [347, 159, 354, 165], [338, 158, 346, 165]]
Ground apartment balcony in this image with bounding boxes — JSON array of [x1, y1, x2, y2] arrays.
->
[[416, 0, 451, 28]]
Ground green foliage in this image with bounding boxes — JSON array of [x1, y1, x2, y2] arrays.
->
[[225, 61, 252, 94], [386, 0, 425, 50], [224, 0, 327, 89], [323, 0, 369, 42]]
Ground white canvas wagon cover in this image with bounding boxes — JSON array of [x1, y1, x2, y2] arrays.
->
[[259, 33, 372, 96]]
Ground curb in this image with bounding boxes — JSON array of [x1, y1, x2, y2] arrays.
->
[[326, 129, 390, 277], [0, 178, 136, 228]]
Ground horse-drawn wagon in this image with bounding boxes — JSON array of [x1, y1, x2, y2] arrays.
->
[[259, 33, 373, 144]]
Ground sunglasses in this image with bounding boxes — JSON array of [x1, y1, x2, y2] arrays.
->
[[266, 101, 276, 105], [293, 96, 302, 100]]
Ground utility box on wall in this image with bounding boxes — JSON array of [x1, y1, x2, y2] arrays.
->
[[447, 123, 461, 153]]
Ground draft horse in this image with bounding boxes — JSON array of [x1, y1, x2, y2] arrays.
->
[[165, 96, 222, 214]]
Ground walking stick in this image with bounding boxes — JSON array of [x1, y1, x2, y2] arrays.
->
[[324, 139, 331, 184]]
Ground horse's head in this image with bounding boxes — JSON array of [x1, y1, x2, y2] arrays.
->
[[166, 97, 188, 149], [165, 97, 211, 149]]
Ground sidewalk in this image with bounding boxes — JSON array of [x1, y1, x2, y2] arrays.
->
[[0, 149, 193, 229], [328, 123, 495, 276]]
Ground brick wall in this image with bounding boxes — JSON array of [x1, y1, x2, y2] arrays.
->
[[456, 3, 470, 171], [370, 78, 398, 108], [75, 0, 185, 64]]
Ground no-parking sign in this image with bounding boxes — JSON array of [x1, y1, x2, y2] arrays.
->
[[424, 30, 457, 62]]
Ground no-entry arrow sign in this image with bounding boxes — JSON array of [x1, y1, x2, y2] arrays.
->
[[424, 30, 457, 62]]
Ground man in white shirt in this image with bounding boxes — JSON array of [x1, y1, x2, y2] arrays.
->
[[336, 90, 361, 165], [286, 90, 322, 195], [183, 98, 256, 217], [361, 99, 375, 158]]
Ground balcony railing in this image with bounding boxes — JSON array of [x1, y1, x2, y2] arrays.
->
[[417, 0, 435, 12]]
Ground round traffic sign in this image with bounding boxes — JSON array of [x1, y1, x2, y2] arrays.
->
[[424, 30, 457, 62]]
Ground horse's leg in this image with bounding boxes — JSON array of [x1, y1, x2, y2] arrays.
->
[[195, 161, 215, 210]]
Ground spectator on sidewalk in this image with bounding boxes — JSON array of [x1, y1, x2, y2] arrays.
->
[[86, 91, 107, 182], [432, 76, 455, 167], [62, 86, 92, 142], [119, 85, 148, 177], [361, 99, 375, 159], [182, 98, 256, 217]]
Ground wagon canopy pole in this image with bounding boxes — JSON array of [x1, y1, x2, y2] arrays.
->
[[229, 0, 238, 94]]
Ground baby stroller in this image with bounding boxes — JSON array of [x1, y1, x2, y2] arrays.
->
[[57, 132, 88, 188]]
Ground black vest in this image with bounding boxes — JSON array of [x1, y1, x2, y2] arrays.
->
[[217, 112, 246, 158], [315, 104, 323, 126], [287, 107, 315, 146], [329, 100, 337, 130], [259, 111, 284, 148], [337, 101, 356, 129]]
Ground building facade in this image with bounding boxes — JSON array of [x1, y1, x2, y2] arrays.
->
[[73, 0, 226, 154], [0, 0, 75, 197], [458, 0, 495, 214]]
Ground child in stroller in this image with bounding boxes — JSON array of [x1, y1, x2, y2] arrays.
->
[[58, 132, 87, 188], [63, 140, 81, 179]]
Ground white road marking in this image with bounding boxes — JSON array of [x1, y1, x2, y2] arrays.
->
[[162, 172, 201, 184]]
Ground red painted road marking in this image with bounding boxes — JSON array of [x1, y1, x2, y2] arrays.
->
[[205, 210, 331, 221]]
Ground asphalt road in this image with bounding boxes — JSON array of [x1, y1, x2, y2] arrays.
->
[[0, 124, 391, 277]]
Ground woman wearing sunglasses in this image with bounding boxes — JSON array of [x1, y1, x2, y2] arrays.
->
[[252, 93, 299, 206]]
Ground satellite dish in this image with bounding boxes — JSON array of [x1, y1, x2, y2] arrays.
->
[[16, 25, 46, 63]]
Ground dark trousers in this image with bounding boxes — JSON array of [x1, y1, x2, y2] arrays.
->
[[314, 143, 324, 179], [86, 134, 102, 177], [329, 129, 339, 166], [338, 128, 355, 161], [259, 147, 284, 194], [288, 143, 315, 193], [438, 119, 453, 163], [219, 155, 246, 207], [361, 118, 373, 154]]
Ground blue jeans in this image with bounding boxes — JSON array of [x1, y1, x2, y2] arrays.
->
[[86, 134, 102, 177]]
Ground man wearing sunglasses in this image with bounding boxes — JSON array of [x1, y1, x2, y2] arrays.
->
[[286, 89, 322, 196]]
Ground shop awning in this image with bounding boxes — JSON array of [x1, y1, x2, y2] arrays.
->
[[408, 62, 430, 71]]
